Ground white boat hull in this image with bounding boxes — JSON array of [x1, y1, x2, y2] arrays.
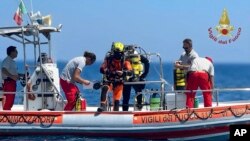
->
[[1, 102, 250, 140]]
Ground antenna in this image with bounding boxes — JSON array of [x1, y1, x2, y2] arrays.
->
[[30, 0, 33, 14], [28, 0, 34, 24]]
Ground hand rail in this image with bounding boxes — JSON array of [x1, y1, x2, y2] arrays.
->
[[124, 80, 166, 85], [135, 87, 250, 110], [171, 87, 250, 93]]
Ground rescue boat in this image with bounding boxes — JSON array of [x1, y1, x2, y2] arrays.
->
[[0, 25, 250, 141]]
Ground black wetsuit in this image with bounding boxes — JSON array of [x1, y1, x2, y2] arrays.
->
[[122, 55, 149, 111]]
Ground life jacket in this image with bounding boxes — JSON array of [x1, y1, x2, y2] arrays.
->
[[110, 59, 123, 72], [104, 51, 124, 70], [101, 53, 132, 82]]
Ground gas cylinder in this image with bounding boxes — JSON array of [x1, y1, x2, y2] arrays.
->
[[75, 96, 87, 111], [173, 68, 185, 90], [150, 89, 161, 111], [194, 97, 199, 108]]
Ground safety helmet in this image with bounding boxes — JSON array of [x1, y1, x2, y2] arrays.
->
[[112, 42, 124, 52]]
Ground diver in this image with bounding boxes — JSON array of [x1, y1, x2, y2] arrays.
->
[[97, 42, 132, 112], [122, 45, 150, 111]]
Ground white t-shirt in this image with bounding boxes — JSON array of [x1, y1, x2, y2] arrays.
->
[[60, 56, 86, 83], [189, 57, 214, 76], [179, 49, 199, 65], [1, 56, 18, 80]]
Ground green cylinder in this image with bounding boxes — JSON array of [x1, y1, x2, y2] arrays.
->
[[194, 98, 199, 108], [150, 93, 160, 111]]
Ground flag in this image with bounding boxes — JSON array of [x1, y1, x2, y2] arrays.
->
[[13, 0, 27, 25]]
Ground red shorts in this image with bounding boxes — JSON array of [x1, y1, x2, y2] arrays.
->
[[3, 79, 16, 110]]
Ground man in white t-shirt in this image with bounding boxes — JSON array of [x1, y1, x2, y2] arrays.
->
[[186, 57, 214, 108], [175, 38, 199, 70], [60, 51, 96, 111], [1, 46, 19, 110], [174, 38, 199, 90]]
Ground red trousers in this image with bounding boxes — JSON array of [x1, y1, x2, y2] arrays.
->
[[60, 78, 79, 111], [186, 71, 212, 108], [3, 79, 16, 110]]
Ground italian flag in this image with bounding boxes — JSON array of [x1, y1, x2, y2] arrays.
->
[[13, 0, 27, 25]]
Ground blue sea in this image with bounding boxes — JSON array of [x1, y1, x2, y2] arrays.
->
[[2, 61, 250, 141]]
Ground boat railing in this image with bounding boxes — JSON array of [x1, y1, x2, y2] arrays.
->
[[124, 80, 166, 85], [173, 87, 250, 106], [124, 52, 167, 110], [0, 90, 64, 110], [0, 25, 62, 111], [135, 87, 250, 111], [0, 91, 64, 100]]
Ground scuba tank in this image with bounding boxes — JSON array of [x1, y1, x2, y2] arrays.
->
[[75, 94, 86, 111], [131, 55, 143, 81], [173, 68, 186, 90], [132, 63, 143, 76], [150, 89, 161, 111]]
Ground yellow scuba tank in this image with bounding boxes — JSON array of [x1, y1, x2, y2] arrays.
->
[[132, 63, 143, 76], [75, 97, 81, 111], [131, 55, 143, 81], [75, 94, 86, 111], [173, 68, 186, 90]]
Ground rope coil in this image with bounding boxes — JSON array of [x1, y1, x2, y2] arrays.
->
[[169, 105, 250, 123]]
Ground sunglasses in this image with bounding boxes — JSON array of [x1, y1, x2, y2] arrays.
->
[[183, 46, 189, 50]]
